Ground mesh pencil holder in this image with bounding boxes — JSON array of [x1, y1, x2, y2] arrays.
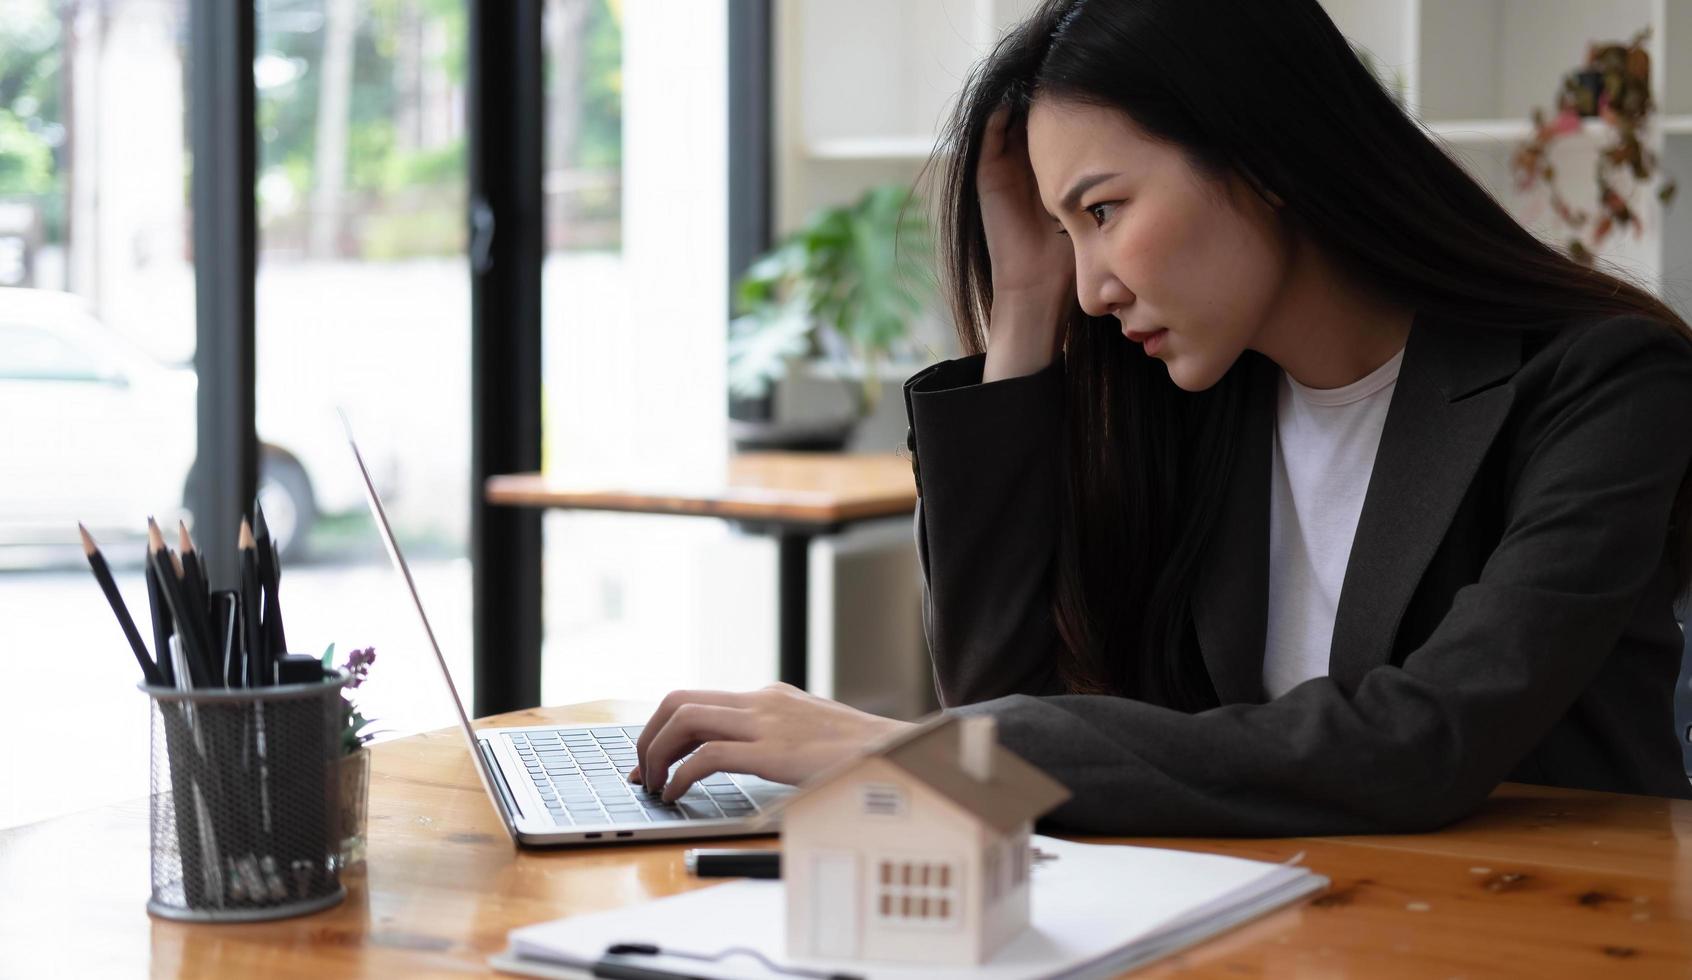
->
[[142, 671, 350, 922]]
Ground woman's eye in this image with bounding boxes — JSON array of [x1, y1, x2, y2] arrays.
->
[[1085, 202, 1116, 227]]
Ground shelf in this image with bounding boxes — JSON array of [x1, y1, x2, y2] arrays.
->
[[1424, 116, 1612, 144], [803, 137, 940, 161], [1416, 0, 1654, 122]]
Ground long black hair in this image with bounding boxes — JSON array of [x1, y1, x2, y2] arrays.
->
[[928, 0, 1692, 710]]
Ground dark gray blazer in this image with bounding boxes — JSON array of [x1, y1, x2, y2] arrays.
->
[[902, 311, 1692, 836]]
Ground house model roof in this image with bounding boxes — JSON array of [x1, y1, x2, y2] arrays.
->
[[754, 713, 1072, 835]]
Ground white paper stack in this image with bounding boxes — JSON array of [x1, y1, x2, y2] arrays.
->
[[491, 835, 1327, 980]]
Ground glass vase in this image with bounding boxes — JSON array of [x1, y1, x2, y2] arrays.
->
[[336, 746, 371, 869]]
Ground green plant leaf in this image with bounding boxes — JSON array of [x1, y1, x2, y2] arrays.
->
[[727, 182, 935, 412]]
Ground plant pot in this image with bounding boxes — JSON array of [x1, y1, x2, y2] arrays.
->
[[336, 747, 371, 869], [729, 417, 859, 453]]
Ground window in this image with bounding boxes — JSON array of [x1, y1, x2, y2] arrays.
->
[[0, 323, 107, 381], [861, 782, 906, 817], [253, 0, 473, 737], [0, 0, 199, 831], [875, 857, 960, 927], [539, 0, 738, 707]]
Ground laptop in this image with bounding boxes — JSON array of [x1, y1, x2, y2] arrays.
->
[[343, 420, 793, 845]]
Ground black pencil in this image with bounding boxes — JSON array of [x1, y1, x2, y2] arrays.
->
[[178, 522, 221, 683], [254, 501, 288, 660], [267, 537, 287, 657], [178, 521, 210, 611], [172, 549, 217, 686], [149, 519, 209, 687], [79, 524, 164, 687], [240, 519, 265, 687], [144, 554, 175, 686]]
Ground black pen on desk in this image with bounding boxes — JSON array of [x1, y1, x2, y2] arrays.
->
[[683, 848, 781, 879], [79, 524, 165, 687], [593, 943, 859, 980]]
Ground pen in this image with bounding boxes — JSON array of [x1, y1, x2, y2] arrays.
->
[[683, 848, 781, 879], [78, 524, 164, 687], [594, 943, 858, 980]]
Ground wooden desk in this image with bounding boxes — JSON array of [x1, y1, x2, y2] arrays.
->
[[486, 453, 919, 694], [4, 701, 1688, 978]]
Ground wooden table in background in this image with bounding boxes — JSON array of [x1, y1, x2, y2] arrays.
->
[[486, 452, 919, 693], [4, 701, 1689, 978]]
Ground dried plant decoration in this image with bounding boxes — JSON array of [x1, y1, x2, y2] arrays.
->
[[1510, 28, 1677, 265]]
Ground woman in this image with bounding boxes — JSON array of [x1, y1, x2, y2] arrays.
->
[[629, 0, 1692, 835]]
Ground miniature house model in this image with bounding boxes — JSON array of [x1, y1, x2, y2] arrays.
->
[[763, 713, 1070, 966]]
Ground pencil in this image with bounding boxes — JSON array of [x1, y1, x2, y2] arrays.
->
[[254, 501, 288, 659], [268, 537, 287, 657], [145, 554, 175, 686], [172, 547, 217, 685], [79, 524, 164, 687], [179, 522, 221, 683], [240, 519, 264, 688], [150, 518, 210, 688], [178, 521, 209, 606]]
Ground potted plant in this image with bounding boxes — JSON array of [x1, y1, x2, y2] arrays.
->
[[1510, 27, 1677, 265], [325, 644, 380, 868], [728, 183, 935, 452]]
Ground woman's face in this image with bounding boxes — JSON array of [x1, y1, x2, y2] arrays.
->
[[1025, 98, 1292, 391]]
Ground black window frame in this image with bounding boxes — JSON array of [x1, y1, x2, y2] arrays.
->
[[184, 0, 769, 712], [187, 0, 259, 591]]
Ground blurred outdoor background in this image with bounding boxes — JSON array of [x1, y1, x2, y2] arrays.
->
[[6, 0, 1692, 828]]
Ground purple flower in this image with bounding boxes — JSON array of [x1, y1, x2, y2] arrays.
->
[[340, 646, 377, 688]]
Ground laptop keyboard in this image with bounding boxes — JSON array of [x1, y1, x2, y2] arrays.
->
[[506, 726, 760, 827]]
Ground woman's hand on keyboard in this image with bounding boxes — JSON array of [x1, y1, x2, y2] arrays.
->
[[630, 682, 913, 803]]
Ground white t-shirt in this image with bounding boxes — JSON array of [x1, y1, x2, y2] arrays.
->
[[1261, 347, 1405, 700]]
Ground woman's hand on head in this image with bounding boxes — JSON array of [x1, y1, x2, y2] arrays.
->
[[629, 682, 914, 803], [977, 104, 1075, 380]]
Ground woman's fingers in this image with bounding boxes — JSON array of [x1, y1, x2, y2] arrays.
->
[[634, 689, 748, 773], [661, 740, 764, 803], [640, 702, 760, 793]]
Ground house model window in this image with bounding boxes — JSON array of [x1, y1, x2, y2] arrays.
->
[[862, 783, 905, 816], [876, 858, 960, 925]]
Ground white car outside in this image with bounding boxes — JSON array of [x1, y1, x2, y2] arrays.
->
[[0, 287, 395, 561]]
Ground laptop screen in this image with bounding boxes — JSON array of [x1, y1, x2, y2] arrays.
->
[[340, 412, 517, 843]]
